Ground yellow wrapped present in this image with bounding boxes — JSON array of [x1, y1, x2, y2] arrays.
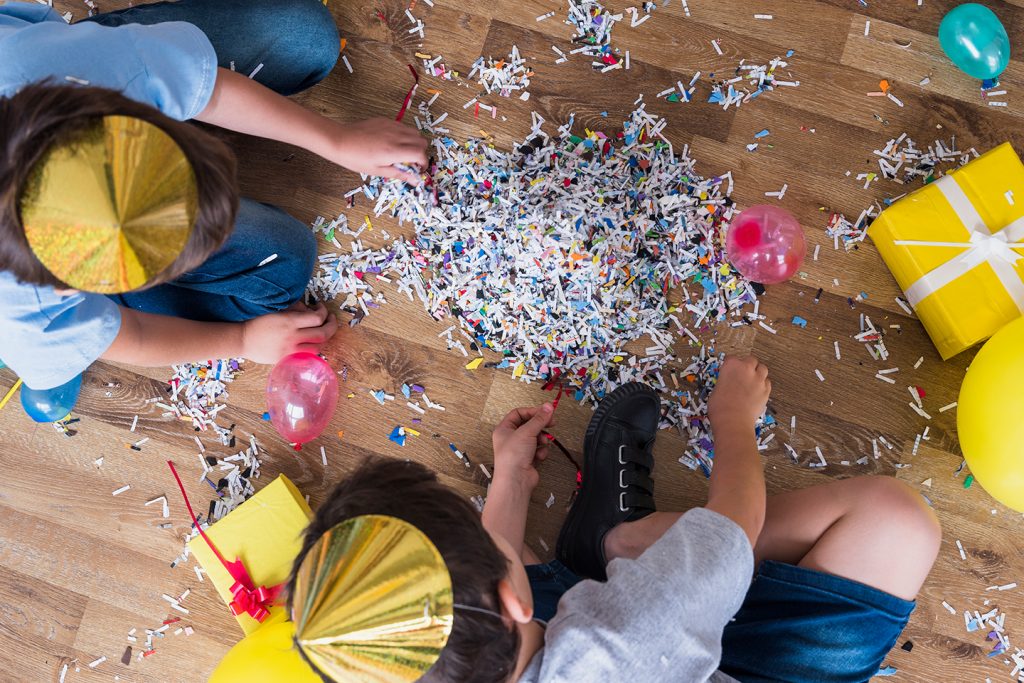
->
[[187, 474, 313, 635], [868, 143, 1024, 359]]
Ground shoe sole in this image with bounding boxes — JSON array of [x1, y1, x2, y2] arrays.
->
[[556, 382, 660, 580]]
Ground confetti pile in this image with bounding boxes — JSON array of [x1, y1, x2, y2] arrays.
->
[[565, 0, 625, 71], [419, 53, 460, 82], [873, 133, 979, 186], [170, 434, 265, 571], [824, 207, 877, 251], [154, 360, 265, 566], [830, 133, 980, 251], [468, 45, 533, 101], [707, 53, 799, 110], [157, 360, 244, 445], [312, 101, 765, 470], [674, 348, 776, 476]]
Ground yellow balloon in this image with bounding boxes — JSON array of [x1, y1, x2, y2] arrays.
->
[[210, 618, 321, 683], [958, 315, 1024, 511]]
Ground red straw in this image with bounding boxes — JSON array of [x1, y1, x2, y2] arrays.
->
[[396, 64, 419, 122], [167, 460, 230, 569]]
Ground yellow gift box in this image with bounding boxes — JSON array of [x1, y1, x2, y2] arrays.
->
[[868, 142, 1024, 359], [190, 475, 313, 635]]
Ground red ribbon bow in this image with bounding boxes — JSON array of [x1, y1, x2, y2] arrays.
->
[[168, 461, 284, 624], [229, 579, 282, 622]]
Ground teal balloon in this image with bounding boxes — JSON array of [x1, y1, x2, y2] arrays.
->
[[21, 374, 83, 423], [939, 4, 1010, 80]]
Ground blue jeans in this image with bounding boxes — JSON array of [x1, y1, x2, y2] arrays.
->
[[528, 559, 914, 683], [526, 559, 586, 623], [86, 0, 338, 321]]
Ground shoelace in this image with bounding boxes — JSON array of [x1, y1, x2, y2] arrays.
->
[[545, 434, 583, 509]]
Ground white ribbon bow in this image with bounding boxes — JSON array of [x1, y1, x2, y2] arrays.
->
[[892, 174, 1024, 313]]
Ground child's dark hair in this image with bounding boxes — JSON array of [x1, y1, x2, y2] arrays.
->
[[0, 81, 238, 289], [288, 457, 520, 683]]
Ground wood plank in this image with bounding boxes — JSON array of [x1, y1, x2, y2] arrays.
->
[[0, 567, 86, 680], [6, 1, 1024, 681], [841, 14, 1024, 121]]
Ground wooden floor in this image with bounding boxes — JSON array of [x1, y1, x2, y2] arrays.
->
[[4, 0, 1024, 680]]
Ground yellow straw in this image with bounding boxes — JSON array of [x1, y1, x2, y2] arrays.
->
[[0, 379, 23, 411]]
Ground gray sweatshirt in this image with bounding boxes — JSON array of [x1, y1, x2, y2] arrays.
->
[[520, 508, 751, 682]]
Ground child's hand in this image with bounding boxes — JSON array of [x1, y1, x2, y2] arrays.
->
[[331, 118, 428, 184], [241, 302, 338, 364], [491, 403, 555, 490], [707, 355, 771, 429]]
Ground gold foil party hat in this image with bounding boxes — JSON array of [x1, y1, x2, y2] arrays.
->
[[291, 515, 454, 683], [20, 115, 197, 293]]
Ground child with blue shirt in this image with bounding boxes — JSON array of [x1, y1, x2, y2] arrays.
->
[[0, 0, 427, 390]]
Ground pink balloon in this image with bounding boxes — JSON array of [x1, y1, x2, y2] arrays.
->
[[726, 204, 806, 284], [266, 353, 338, 446]]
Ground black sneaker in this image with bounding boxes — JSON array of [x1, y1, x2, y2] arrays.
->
[[555, 382, 660, 581]]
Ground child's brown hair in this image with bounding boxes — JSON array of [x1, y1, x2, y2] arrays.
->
[[0, 81, 239, 289], [288, 457, 521, 683]]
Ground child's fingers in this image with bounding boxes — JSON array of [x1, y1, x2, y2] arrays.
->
[[291, 303, 329, 326], [521, 403, 554, 436], [497, 406, 540, 431], [319, 313, 339, 338], [297, 314, 338, 344], [397, 169, 424, 185], [399, 146, 429, 168], [378, 165, 423, 186]]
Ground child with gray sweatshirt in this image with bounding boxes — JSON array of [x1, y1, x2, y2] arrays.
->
[[289, 355, 940, 683]]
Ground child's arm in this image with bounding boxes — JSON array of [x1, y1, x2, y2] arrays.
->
[[196, 68, 428, 185], [481, 404, 555, 558], [101, 302, 337, 367], [705, 355, 772, 546]]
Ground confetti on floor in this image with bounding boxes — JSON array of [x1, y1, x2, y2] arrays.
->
[[467, 45, 532, 101], [707, 53, 800, 110], [872, 133, 979, 186], [564, 0, 626, 71], [310, 101, 782, 472], [161, 359, 244, 443]]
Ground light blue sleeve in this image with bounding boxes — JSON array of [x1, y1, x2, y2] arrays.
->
[[0, 17, 218, 120], [0, 272, 122, 390]]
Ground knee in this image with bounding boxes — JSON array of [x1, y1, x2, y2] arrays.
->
[[281, 1, 340, 84], [239, 201, 317, 308], [277, 225, 317, 304], [859, 476, 942, 559]]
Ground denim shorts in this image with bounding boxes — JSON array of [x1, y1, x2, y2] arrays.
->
[[527, 559, 914, 683]]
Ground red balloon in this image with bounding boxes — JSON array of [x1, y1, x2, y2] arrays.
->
[[726, 204, 806, 284], [266, 353, 338, 446]]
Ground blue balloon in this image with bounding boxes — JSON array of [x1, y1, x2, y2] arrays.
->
[[939, 3, 1010, 80], [21, 374, 83, 422]]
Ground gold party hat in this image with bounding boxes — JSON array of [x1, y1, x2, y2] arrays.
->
[[291, 515, 454, 683], [20, 115, 197, 293]]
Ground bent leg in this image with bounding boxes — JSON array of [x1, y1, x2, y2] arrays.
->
[[606, 475, 939, 601], [111, 199, 317, 322], [85, 0, 339, 95], [718, 476, 939, 683], [755, 475, 941, 601]]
